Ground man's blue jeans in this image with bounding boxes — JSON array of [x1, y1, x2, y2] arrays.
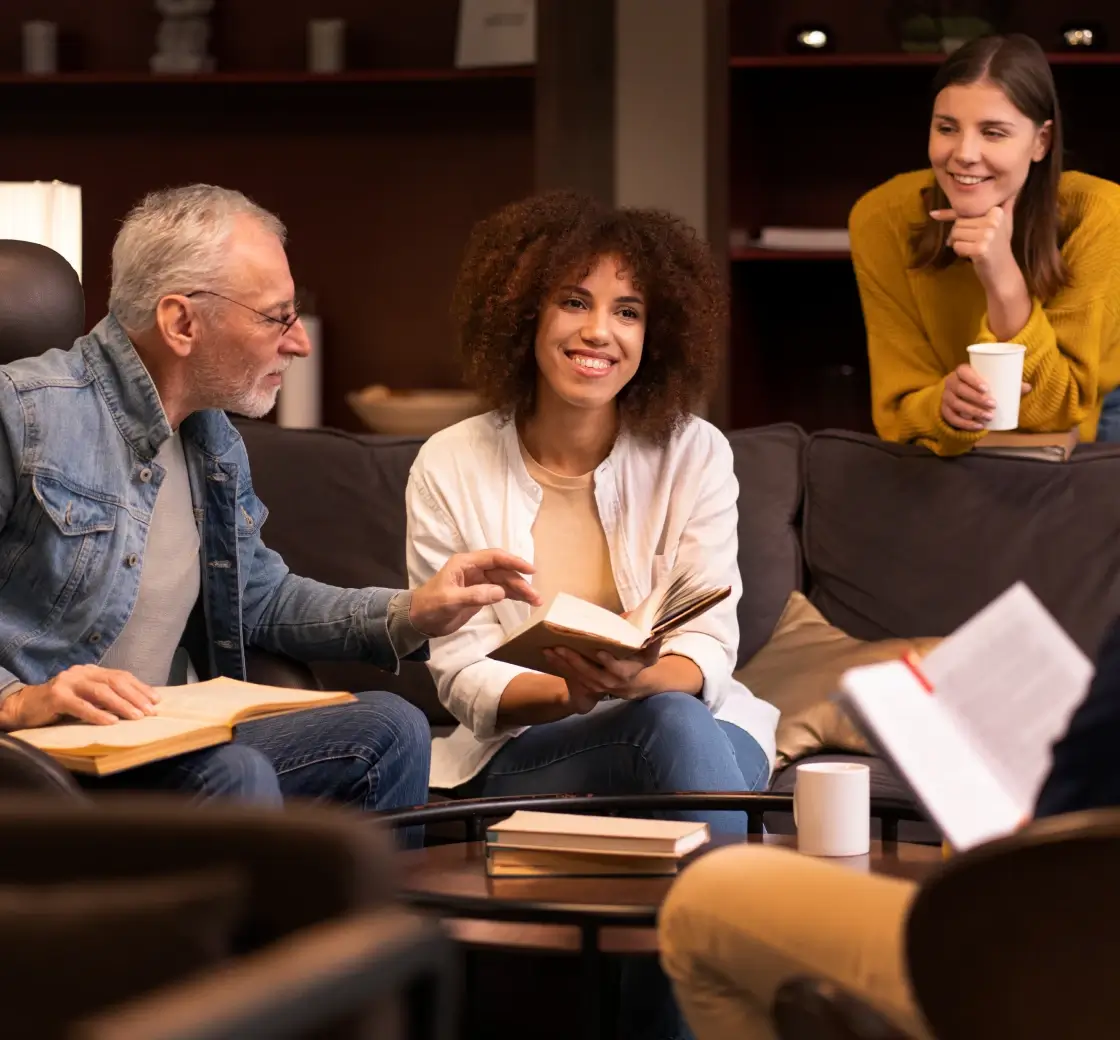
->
[[459, 691, 771, 1040], [1098, 387, 1120, 442], [78, 690, 432, 848]]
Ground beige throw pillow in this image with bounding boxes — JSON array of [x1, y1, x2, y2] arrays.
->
[[735, 591, 941, 768]]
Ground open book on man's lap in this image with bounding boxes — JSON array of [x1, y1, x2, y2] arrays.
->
[[488, 563, 730, 675], [12, 679, 356, 776]]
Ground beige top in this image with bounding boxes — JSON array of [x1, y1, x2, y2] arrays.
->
[[519, 440, 623, 614]]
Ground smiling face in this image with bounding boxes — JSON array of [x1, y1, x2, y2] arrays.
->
[[532, 253, 646, 417], [928, 79, 1051, 218]]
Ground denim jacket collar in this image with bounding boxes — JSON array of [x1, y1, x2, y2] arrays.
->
[[83, 313, 240, 462]]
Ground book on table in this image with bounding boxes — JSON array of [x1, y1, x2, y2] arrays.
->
[[484, 810, 710, 877], [487, 563, 730, 675], [11, 678, 356, 776], [835, 582, 1093, 852]]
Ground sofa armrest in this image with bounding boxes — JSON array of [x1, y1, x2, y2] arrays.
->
[[244, 647, 322, 691], [772, 977, 915, 1040], [75, 908, 457, 1040], [0, 734, 85, 798]]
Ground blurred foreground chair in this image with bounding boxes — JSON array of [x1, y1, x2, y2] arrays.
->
[[773, 809, 1120, 1039], [0, 798, 456, 1040]]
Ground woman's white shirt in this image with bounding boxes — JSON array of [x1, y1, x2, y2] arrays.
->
[[405, 411, 780, 791]]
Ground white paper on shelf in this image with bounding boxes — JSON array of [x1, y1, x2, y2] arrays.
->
[[756, 227, 850, 251]]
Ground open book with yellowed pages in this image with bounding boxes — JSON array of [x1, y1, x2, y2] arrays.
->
[[12, 678, 356, 776], [488, 563, 730, 675]]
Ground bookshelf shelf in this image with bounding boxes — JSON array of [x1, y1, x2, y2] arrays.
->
[[731, 247, 851, 262], [0, 67, 534, 86]]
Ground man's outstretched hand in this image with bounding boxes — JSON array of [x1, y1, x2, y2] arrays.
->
[[409, 550, 541, 637]]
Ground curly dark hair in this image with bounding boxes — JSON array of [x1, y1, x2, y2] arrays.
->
[[451, 190, 726, 444]]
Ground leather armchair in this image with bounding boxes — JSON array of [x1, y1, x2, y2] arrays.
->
[[0, 239, 85, 363], [773, 809, 1120, 1040]]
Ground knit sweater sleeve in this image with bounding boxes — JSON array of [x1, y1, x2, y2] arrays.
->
[[850, 186, 981, 457], [972, 206, 1120, 433]]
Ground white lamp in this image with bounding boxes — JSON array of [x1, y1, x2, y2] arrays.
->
[[0, 181, 82, 282]]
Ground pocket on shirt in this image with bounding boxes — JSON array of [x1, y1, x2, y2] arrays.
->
[[0, 474, 121, 638], [236, 494, 269, 539], [649, 551, 677, 589]]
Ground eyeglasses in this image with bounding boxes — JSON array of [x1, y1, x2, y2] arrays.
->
[[184, 290, 301, 334]]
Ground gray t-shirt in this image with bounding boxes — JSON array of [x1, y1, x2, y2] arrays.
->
[[100, 430, 200, 685]]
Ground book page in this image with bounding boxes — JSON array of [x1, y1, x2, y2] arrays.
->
[[839, 661, 1025, 850], [629, 562, 727, 638], [542, 594, 643, 649], [920, 582, 1093, 810], [155, 678, 353, 724], [13, 715, 208, 753]]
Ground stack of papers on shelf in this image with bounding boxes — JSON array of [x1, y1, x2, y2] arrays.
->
[[755, 227, 851, 251], [484, 810, 711, 877]]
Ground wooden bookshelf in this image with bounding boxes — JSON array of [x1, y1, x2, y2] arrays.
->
[[722, 0, 1120, 432], [0, 1, 536, 433], [0, 67, 534, 85]]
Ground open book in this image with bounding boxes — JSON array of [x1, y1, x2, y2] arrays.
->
[[12, 678, 356, 776], [487, 564, 730, 674], [836, 583, 1093, 851]]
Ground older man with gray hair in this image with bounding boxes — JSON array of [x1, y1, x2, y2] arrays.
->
[[0, 184, 539, 831]]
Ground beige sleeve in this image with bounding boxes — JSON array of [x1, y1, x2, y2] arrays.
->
[[658, 844, 931, 1040]]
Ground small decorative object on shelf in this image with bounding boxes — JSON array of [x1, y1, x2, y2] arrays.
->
[[21, 21, 58, 75], [890, 2, 998, 54], [787, 24, 835, 53], [151, 0, 215, 74], [347, 386, 483, 437], [1059, 22, 1107, 50], [307, 18, 346, 73], [455, 0, 535, 68]]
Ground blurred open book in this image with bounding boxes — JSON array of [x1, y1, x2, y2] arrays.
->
[[13, 679, 355, 776], [488, 563, 730, 675], [836, 583, 1092, 851]]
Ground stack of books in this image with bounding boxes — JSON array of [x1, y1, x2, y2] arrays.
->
[[484, 810, 711, 878]]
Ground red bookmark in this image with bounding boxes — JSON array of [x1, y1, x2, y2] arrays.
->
[[901, 651, 934, 694]]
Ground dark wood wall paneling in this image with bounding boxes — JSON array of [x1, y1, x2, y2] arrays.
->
[[725, 0, 1120, 432], [0, 1, 534, 431]]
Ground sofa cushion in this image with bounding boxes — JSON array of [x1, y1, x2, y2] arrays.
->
[[234, 419, 450, 723], [737, 591, 940, 768], [803, 431, 1120, 657], [727, 423, 807, 665]]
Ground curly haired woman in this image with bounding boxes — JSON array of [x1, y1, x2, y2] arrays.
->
[[405, 190, 779, 821]]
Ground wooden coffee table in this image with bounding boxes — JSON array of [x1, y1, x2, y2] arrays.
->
[[387, 794, 941, 1040]]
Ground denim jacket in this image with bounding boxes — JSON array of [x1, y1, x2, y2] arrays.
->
[[0, 314, 421, 691]]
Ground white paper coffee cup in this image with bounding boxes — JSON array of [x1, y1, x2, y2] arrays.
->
[[794, 762, 871, 857], [966, 342, 1026, 431]]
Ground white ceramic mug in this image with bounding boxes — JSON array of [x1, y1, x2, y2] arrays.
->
[[966, 342, 1026, 431], [793, 761, 871, 857]]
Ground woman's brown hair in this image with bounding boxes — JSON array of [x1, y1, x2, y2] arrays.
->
[[451, 190, 725, 444], [911, 33, 1069, 300]]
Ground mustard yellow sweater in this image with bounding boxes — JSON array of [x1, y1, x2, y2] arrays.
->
[[849, 169, 1120, 455]]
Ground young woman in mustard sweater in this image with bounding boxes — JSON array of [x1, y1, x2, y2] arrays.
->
[[850, 34, 1120, 455]]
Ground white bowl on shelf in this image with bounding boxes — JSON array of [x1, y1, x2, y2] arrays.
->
[[346, 385, 484, 437]]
